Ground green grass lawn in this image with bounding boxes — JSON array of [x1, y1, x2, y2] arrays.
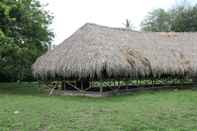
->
[[0, 83, 197, 131]]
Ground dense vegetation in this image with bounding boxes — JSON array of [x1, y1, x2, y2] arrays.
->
[[0, 0, 53, 82], [0, 83, 197, 130], [141, 4, 197, 32]]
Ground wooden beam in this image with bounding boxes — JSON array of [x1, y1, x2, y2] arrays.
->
[[65, 82, 81, 91], [48, 82, 58, 96], [49, 86, 56, 96]]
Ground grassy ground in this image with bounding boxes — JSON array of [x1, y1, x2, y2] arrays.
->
[[0, 83, 197, 131]]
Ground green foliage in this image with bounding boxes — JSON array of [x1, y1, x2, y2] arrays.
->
[[0, 0, 54, 81], [0, 83, 197, 130], [171, 5, 197, 32], [141, 4, 197, 32], [141, 9, 171, 32]]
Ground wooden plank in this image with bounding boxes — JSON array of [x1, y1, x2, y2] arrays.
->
[[65, 82, 81, 91]]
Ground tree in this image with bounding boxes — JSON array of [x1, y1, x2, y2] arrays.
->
[[0, 0, 54, 81], [171, 5, 197, 32], [141, 3, 197, 32], [141, 9, 172, 32]]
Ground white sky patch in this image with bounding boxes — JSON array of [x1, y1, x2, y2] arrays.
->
[[41, 0, 195, 45]]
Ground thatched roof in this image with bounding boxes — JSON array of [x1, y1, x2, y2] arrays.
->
[[32, 23, 197, 80]]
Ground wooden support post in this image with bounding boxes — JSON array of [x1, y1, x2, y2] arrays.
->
[[38, 81, 41, 88], [126, 83, 128, 90], [100, 83, 103, 96], [118, 80, 120, 89], [81, 80, 83, 90], [180, 78, 183, 87], [136, 79, 138, 86], [64, 81, 66, 90], [90, 80, 92, 88], [139, 79, 141, 86], [75, 80, 77, 89], [151, 79, 154, 87], [61, 81, 64, 90], [126, 79, 129, 90]]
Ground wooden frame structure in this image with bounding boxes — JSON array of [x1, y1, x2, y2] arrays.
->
[[42, 78, 196, 97]]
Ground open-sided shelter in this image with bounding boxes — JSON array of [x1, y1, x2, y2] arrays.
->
[[32, 23, 197, 95]]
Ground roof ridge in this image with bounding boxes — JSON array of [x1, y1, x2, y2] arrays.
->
[[83, 22, 197, 33], [83, 22, 140, 33]]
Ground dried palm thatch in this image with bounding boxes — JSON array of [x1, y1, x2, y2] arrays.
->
[[32, 23, 197, 80]]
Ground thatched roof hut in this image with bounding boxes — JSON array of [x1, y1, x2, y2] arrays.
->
[[32, 23, 197, 80]]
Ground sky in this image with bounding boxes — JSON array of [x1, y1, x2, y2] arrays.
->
[[41, 0, 196, 45]]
